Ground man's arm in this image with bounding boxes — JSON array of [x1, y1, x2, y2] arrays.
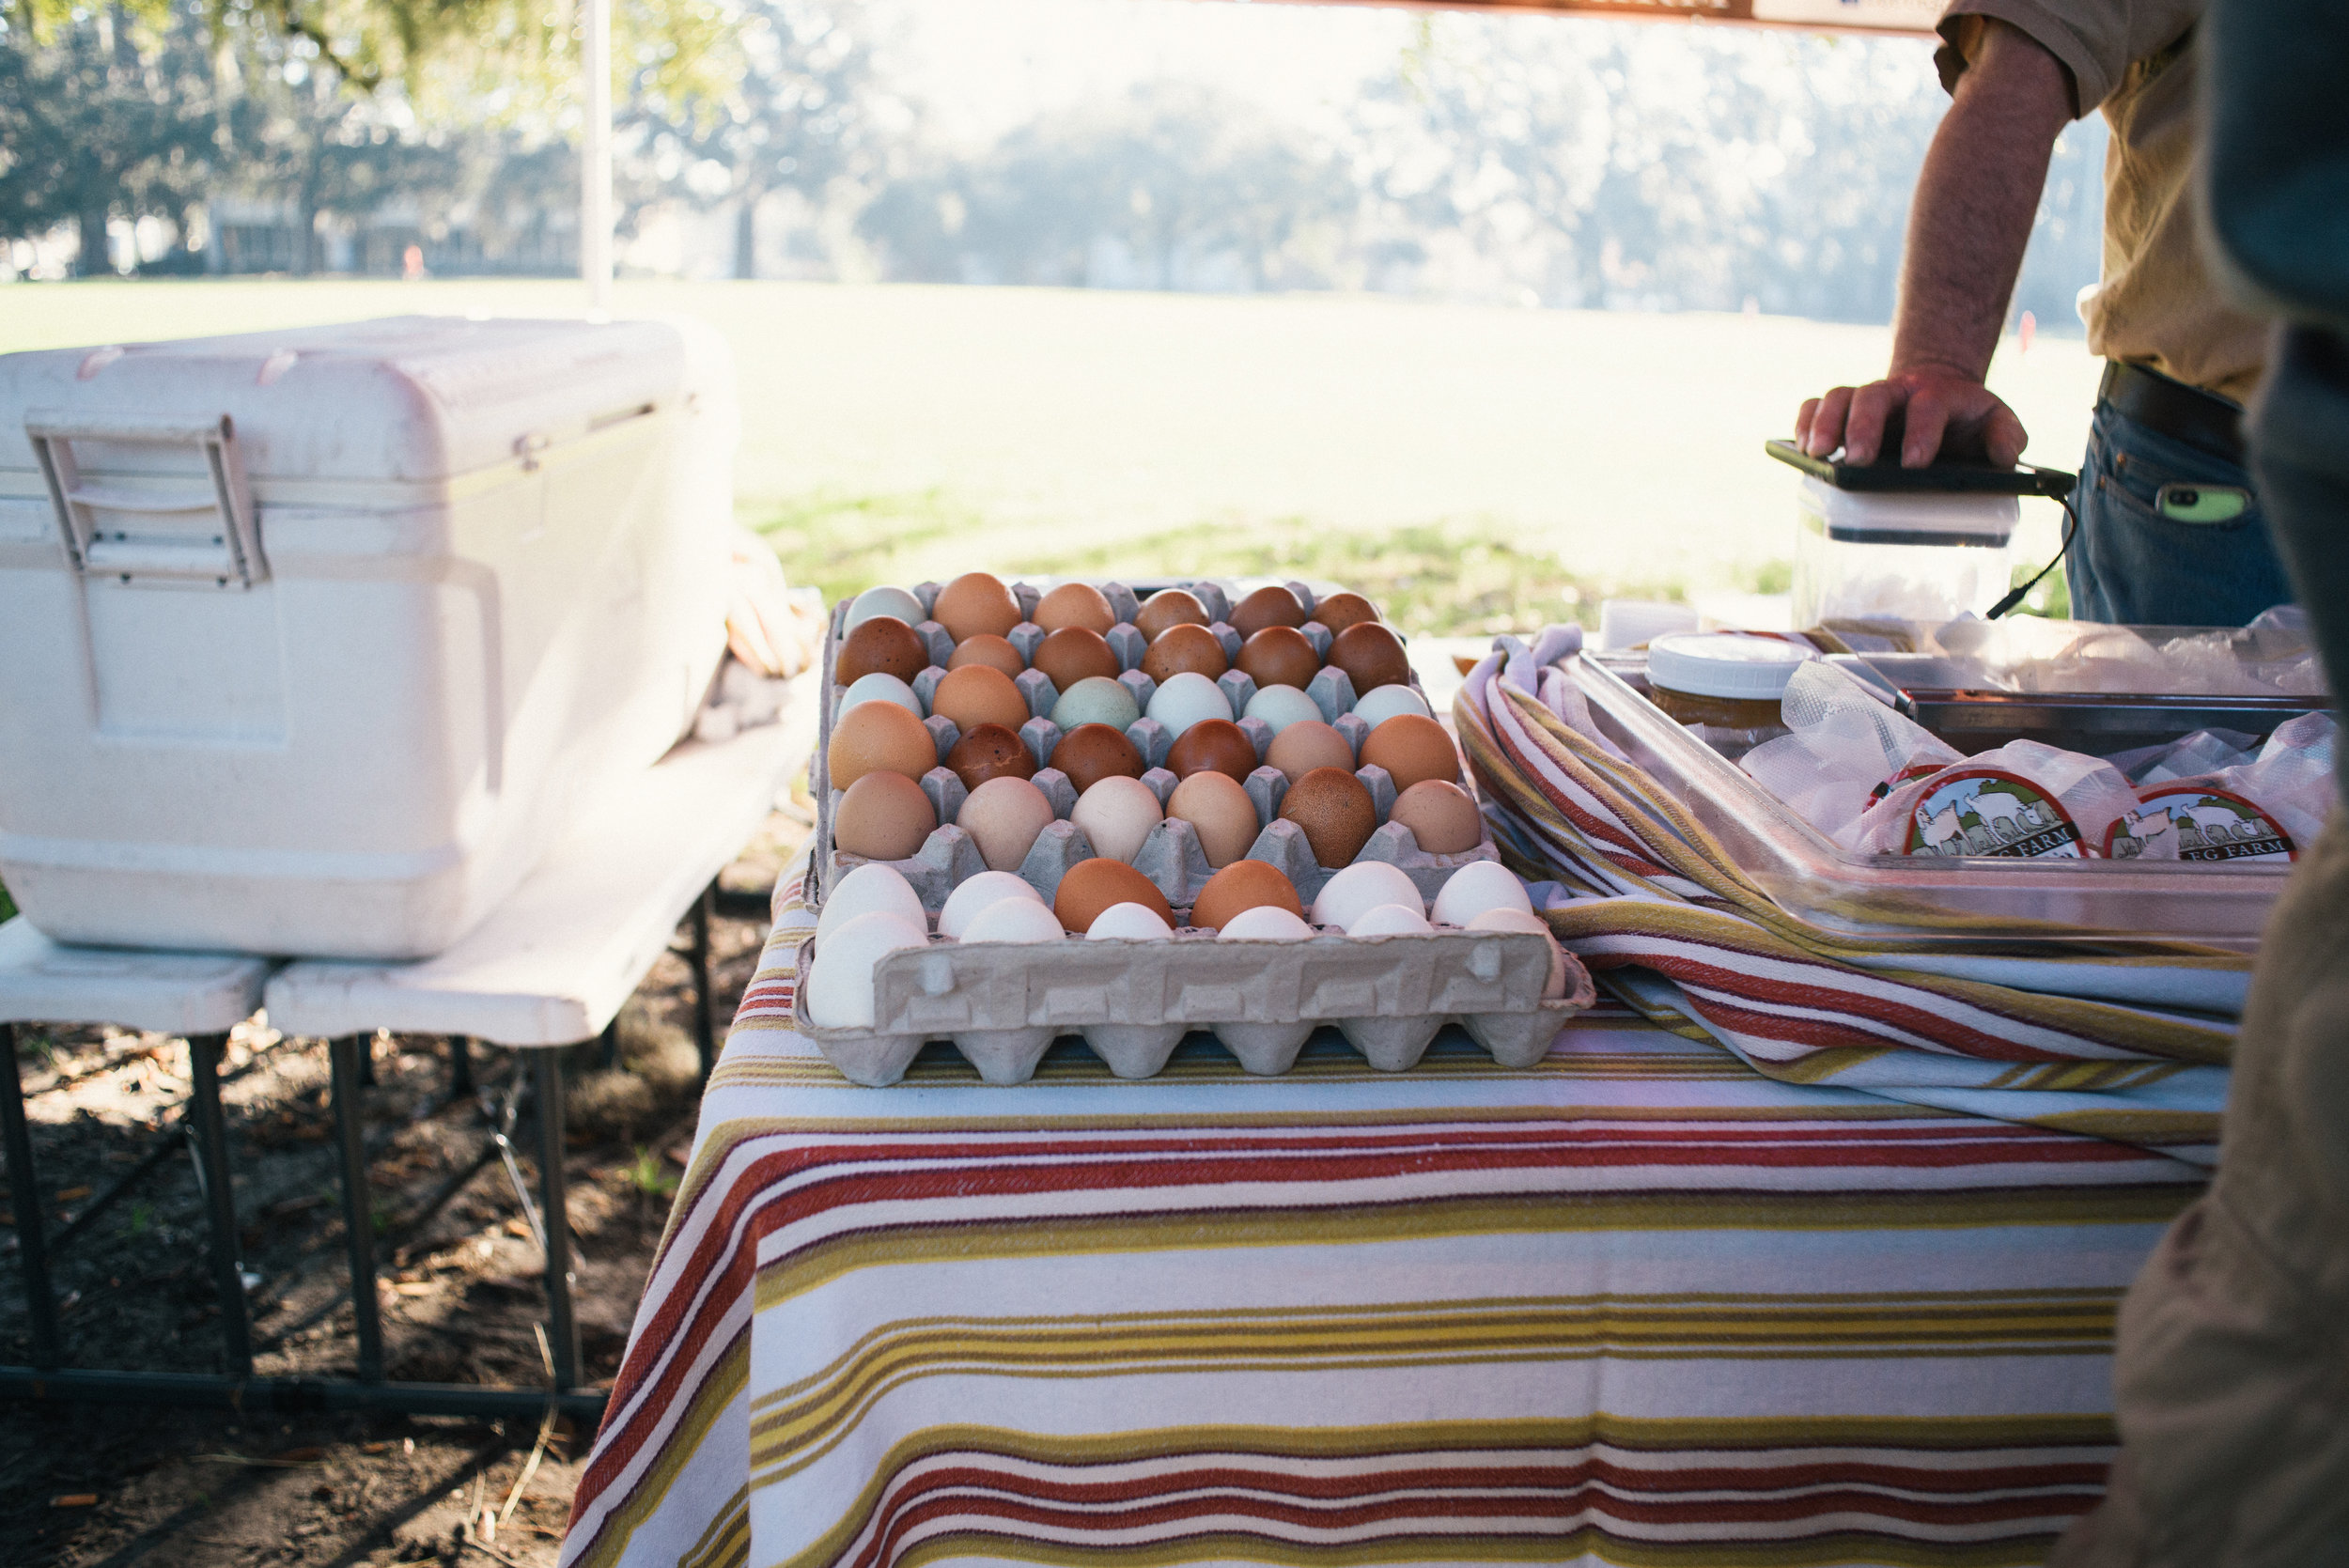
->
[[1797, 19, 2077, 467]]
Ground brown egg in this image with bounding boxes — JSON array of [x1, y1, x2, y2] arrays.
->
[[1266, 720, 1355, 784], [1328, 622, 1410, 693], [1389, 779, 1482, 854], [1280, 767, 1377, 868], [1053, 859, 1174, 934], [1133, 588, 1209, 642], [1034, 582, 1115, 635], [1230, 585, 1306, 637], [1032, 626, 1121, 691], [1236, 627, 1319, 691], [833, 771, 936, 861], [1141, 623, 1228, 683], [1050, 723, 1145, 793], [931, 572, 1022, 642], [1166, 719, 1257, 784], [1189, 860, 1303, 932], [1360, 714, 1460, 792], [945, 722, 1037, 791], [1165, 771, 1260, 868], [947, 634, 1026, 676], [929, 665, 1029, 733], [836, 615, 927, 686], [828, 700, 937, 788], [1307, 592, 1380, 634]]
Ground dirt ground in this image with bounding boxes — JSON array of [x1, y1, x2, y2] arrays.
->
[[0, 806, 808, 1568]]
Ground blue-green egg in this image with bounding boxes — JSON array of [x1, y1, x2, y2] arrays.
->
[[1051, 675, 1141, 731], [1244, 685, 1322, 735]]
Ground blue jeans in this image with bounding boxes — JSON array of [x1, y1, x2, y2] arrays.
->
[[2064, 400, 2295, 627]]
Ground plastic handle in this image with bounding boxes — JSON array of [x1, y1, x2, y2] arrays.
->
[[24, 410, 267, 589]]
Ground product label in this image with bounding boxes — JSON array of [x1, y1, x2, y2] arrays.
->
[[2105, 785, 2296, 863], [1905, 769, 2086, 859], [1864, 760, 1948, 811]]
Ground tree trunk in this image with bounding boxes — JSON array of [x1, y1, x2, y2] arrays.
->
[[734, 197, 758, 280], [75, 204, 114, 277]]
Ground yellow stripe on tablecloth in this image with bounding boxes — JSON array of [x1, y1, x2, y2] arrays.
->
[[677, 1485, 750, 1568], [567, 1338, 750, 1568]]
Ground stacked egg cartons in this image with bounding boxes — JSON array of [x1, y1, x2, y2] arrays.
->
[[798, 575, 1591, 1086]]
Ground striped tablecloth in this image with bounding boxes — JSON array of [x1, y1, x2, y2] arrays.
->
[[562, 861, 2206, 1568]]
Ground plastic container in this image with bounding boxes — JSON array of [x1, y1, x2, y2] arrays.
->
[[0, 315, 735, 958], [1645, 632, 1814, 729], [1792, 475, 2017, 629]]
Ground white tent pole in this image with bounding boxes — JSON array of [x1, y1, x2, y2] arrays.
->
[[582, 0, 614, 314]]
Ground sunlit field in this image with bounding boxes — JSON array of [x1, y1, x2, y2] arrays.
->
[[1, 278, 2096, 629]]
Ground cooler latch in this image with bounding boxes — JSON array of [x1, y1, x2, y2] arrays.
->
[[26, 411, 268, 589]]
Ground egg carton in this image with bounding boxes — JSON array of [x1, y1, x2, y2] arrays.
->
[[794, 928, 1592, 1086]]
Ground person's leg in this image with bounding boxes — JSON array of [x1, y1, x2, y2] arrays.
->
[[2062, 400, 2294, 627]]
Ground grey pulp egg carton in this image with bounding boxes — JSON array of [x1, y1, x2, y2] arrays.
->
[[804, 578, 1590, 1083], [793, 926, 1592, 1086]]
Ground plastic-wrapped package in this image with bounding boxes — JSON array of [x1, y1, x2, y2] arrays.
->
[[1739, 661, 1961, 838], [2107, 711, 2340, 862], [1844, 739, 2139, 860], [2102, 728, 2263, 786]]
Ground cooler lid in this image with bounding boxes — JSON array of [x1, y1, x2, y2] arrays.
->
[[0, 316, 691, 487]]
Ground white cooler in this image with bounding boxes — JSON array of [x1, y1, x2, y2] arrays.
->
[[0, 315, 736, 959]]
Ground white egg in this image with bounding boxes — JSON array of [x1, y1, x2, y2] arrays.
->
[[1431, 860, 1535, 927], [1467, 907, 1570, 999], [1085, 902, 1175, 940], [836, 672, 925, 721], [1145, 671, 1235, 737], [1070, 776, 1163, 863], [815, 863, 927, 947], [804, 911, 927, 1028], [1244, 685, 1323, 736], [1347, 902, 1433, 938], [1215, 905, 1316, 941], [937, 870, 1047, 939], [844, 584, 926, 631], [958, 896, 1068, 944], [1350, 684, 1432, 728], [1310, 861, 1424, 930]]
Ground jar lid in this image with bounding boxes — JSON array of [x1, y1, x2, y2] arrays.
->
[[1647, 632, 1814, 701]]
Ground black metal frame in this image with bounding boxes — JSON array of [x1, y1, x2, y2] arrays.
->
[[0, 877, 736, 1419]]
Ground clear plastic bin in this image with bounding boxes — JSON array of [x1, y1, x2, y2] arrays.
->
[[1792, 474, 2016, 628]]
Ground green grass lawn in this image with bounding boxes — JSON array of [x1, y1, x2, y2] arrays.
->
[[0, 277, 2099, 630]]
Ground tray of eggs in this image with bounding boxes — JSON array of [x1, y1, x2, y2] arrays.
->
[[800, 573, 1595, 1086]]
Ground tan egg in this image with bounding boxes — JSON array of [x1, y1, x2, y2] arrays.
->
[[1133, 588, 1209, 641], [1230, 585, 1306, 637], [1166, 719, 1257, 784], [1389, 779, 1482, 854], [929, 665, 1029, 733], [1266, 720, 1354, 784], [829, 700, 936, 788], [1307, 592, 1379, 634], [833, 771, 937, 861], [836, 615, 927, 686], [956, 776, 1056, 872], [1053, 859, 1173, 933], [1360, 714, 1460, 793], [1071, 776, 1163, 863], [945, 722, 1036, 790], [1049, 724, 1144, 793], [1032, 627, 1120, 691], [1034, 582, 1115, 635], [931, 572, 1022, 642], [1236, 627, 1318, 691], [1279, 767, 1377, 868], [1166, 771, 1260, 868], [1142, 623, 1229, 683], [1328, 622, 1411, 693], [1188, 859, 1303, 932], [947, 634, 1026, 676]]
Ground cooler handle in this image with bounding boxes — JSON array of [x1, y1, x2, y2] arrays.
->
[[25, 410, 268, 589]]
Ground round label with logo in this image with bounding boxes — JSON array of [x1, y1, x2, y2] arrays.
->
[[1865, 760, 1948, 811], [1904, 769, 2086, 859], [2104, 785, 2295, 863]]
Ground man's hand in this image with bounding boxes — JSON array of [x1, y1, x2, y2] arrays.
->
[[1792, 18, 2072, 468], [1797, 365, 2030, 467]]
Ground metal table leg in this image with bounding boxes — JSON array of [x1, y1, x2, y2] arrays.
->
[[329, 1035, 384, 1384], [447, 1035, 473, 1097], [1, 1022, 62, 1371], [185, 1033, 253, 1380], [531, 1050, 581, 1392], [691, 880, 717, 1080]]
